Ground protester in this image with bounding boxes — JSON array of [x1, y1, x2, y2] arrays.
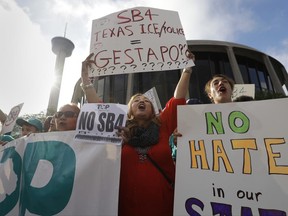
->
[[16, 117, 43, 137], [81, 51, 194, 216], [170, 74, 235, 158], [54, 103, 80, 131], [204, 74, 235, 104]]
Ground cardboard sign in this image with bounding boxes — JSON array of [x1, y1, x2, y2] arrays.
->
[[1, 103, 24, 134], [232, 84, 255, 100], [89, 7, 194, 76], [174, 98, 288, 215], [75, 103, 128, 144], [0, 131, 121, 215], [144, 87, 162, 115]]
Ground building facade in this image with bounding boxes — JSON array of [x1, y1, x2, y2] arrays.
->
[[71, 40, 288, 106]]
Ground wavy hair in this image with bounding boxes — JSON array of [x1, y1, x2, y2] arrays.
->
[[126, 93, 161, 135]]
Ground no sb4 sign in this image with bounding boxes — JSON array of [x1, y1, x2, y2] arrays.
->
[[76, 103, 128, 140]]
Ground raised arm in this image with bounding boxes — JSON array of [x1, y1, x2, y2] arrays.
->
[[174, 52, 195, 99], [81, 53, 102, 103]]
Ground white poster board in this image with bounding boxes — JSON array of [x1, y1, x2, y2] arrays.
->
[[0, 131, 121, 215], [174, 98, 288, 215], [75, 103, 128, 144], [1, 103, 24, 134], [89, 7, 194, 76], [144, 87, 162, 115], [232, 84, 255, 100]]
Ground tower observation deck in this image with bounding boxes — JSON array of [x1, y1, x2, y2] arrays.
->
[[47, 36, 74, 116]]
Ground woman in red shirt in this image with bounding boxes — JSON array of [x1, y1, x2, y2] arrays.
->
[[81, 52, 194, 216]]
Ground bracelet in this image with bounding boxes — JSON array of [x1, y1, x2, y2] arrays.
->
[[183, 67, 192, 73], [80, 82, 94, 90]]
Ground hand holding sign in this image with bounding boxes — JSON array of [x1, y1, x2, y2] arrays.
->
[[75, 103, 128, 144], [81, 54, 103, 103], [89, 7, 194, 76]]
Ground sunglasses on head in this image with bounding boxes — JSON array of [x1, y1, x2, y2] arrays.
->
[[54, 111, 77, 118]]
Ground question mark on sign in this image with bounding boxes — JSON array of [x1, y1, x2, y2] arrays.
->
[[130, 64, 137, 71], [183, 61, 188, 66], [157, 62, 164, 70], [120, 65, 127, 72], [175, 61, 181, 68], [97, 68, 101, 75], [142, 63, 147, 70], [167, 62, 172, 68], [103, 68, 107, 74], [109, 66, 116, 73], [150, 62, 155, 70]]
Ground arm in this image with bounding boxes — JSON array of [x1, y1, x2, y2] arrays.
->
[[81, 53, 102, 103], [174, 68, 192, 99], [174, 52, 195, 99]]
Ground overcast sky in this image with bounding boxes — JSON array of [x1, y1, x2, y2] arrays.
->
[[1, 0, 287, 115]]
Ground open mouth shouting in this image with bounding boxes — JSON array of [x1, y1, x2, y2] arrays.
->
[[138, 102, 146, 111], [218, 85, 227, 94]]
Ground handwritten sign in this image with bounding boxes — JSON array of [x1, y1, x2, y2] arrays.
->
[[144, 87, 162, 115], [0, 131, 121, 215], [75, 103, 128, 144], [232, 84, 255, 100], [174, 98, 288, 215], [1, 103, 23, 134], [89, 7, 194, 76]]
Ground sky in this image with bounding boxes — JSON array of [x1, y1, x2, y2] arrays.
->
[[0, 0, 287, 116]]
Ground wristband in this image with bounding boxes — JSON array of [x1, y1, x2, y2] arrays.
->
[[183, 68, 192, 73], [80, 83, 94, 90]]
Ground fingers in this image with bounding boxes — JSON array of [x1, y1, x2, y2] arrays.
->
[[185, 49, 195, 61], [85, 53, 94, 62], [82, 53, 95, 81], [172, 130, 182, 146], [82, 53, 95, 70], [116, 126, 130, 143], [173, 132, 182, 137]]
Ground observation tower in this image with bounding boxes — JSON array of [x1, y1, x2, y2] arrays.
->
[[47, 36, 74, 116]]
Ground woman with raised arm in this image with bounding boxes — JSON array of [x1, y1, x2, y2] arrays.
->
[[81, 52, 194, 216]]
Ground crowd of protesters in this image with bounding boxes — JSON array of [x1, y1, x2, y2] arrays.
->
[[0, 50, 254, 215]]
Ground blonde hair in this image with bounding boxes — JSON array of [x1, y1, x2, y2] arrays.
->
[[127, 93, 161, 126]]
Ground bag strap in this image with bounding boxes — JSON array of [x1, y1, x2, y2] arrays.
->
[[146, 154, 174, 189]]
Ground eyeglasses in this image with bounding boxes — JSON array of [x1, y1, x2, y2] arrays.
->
[[54, 111, 77, 119]]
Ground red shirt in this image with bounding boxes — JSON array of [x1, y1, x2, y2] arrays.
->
[[118, 97, 185, 216]]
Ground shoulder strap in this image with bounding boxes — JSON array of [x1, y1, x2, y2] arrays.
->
[[146, 154, 174, 189]]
